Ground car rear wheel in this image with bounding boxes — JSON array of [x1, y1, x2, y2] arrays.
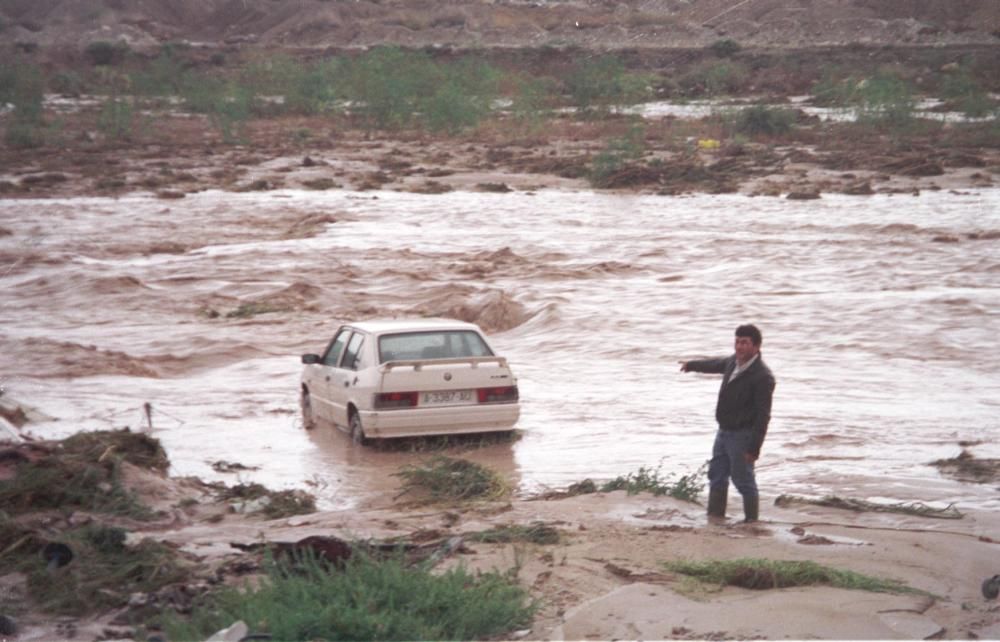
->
[[349, 412, 369, 446], [300, 390, 315, 430]]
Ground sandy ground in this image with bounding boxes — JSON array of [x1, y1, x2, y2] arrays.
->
[[4, 452, 999, 641]]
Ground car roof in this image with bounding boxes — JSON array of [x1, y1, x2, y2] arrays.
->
[[346, 318, 484, 336]]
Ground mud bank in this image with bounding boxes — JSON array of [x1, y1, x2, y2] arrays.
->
[[2, 431, 999, 641]]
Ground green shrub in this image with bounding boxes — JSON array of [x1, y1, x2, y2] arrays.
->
[[97, 96, 135, 141], [811, 71, 861, 106], [164, 549, 536, 641], [710, 39, 741, 58], [600, 463, 704, 502], [1, 61, 44, 122], [940, 69, 996, 118], [284, 59, 341, 115], [681, 61, 750, 97], [131, 52, 187, 96], [509, 74, 556, 130], [342, 46, 439, 130], [394, 456, 509, 502], [179, 73, 252, 143], [1, 60, 45, 147], [421, 59, 500, 133], [566, 55, 651, 116], [85, 40, 129, 66], [50, 70, 85, 96], [20, 525, 186, 616], [589, 123, 646, 187], [731, 105, 796, 136], [853, 72, 915, 128], [0, 430, 162, 518]]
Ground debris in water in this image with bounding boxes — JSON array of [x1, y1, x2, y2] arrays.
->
[[774, 494, 964, 519], [930, 449, 1000, 484]]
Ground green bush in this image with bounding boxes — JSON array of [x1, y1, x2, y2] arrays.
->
[[1, 60, 46, 148], [286, 59, 342, 115], [710, 39, 741, 58], [98, 96, 135, 141], [421, 59, 500, 133], [394, 456, 509, 502], [179, 73, 252, 143], [590, 123, 646, 187], [940, 69, 995, 118], [600, 463, 704, 502], [681, 61, 750, 97], [1, 61, 44, 122], [731, 105, 796, 136], [85, 40, 129, 66], [164, 549, 536, 641], [853, 72, 915, 127], [509, 74, 556, 130], [342, 46, 439, 130], [811, 71, 857, 106], [566, 55, 651, 116], [131, 52, 187, 96]]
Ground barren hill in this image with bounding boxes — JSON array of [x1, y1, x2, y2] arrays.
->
[[3, 0, 999, 52]]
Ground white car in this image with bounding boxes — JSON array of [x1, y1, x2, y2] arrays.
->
[[300, 319, 520, 443]]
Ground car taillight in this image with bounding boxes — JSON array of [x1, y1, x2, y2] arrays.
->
[[477, 386, 518, 403], [374, 391, 419, 409]]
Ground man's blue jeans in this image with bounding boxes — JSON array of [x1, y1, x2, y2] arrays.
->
[[708, 429, 758, 498]]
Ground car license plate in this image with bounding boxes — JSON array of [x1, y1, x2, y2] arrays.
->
[[421, 390, 475, 406]]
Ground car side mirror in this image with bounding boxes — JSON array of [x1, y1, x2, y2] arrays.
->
[[301, 354, 321, 364]]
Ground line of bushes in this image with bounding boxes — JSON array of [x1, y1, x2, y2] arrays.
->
[[3, 44, 997, 148]]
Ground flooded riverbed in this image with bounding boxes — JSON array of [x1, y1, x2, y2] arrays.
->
[[2, 187, 998, 511]]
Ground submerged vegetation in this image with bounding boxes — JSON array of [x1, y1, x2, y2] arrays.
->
[[394, 456, 510, 502], [600, 464, 705, 502], [665, 558, 920, 594], [774, 494, 964, 519], [163, 549, 536, 641]]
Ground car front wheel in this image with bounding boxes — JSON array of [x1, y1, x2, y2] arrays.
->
[[349, 412, 369, 446], [300, 390, 316, 430]]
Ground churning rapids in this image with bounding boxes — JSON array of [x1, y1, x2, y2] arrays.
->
[[2, 187, 998, 512]]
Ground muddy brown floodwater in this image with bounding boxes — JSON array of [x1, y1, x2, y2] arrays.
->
[[1, 187, 999, 512]]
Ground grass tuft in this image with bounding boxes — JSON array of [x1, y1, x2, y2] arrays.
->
[[0, 430, 165, 519], [470, 522, 560, 545], [163, 548, 535, 641], [665, 558, 921, 594], [600, 464, 705, 503], [394, 456, 509, 502], [0, 516, 188, 616], [211, 482, 317, 519], [730, 105, 796, 136]]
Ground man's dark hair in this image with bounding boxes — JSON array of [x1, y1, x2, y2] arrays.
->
[[735, 324, 763, 347]]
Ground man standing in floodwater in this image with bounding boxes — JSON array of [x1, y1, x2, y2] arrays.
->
[[680, 324, 775, 523]]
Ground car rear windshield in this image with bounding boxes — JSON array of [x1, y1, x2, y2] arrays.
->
[[378, 330, 494, 363]]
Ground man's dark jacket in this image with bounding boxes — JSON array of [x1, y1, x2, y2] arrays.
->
[[685, 355, 775, 458]]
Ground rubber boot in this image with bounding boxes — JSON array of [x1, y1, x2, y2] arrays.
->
[[742, 494, 759, 523], [707, 486, 728, 521]]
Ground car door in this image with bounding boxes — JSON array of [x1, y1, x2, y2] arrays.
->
[[327, 330, 366, 428], [311, 328, 350, 422]]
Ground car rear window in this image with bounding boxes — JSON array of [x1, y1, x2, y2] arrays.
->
[[378, 331, 494, 363]]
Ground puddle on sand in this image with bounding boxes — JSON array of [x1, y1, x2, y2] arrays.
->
[[1, 188, 999, 511]]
